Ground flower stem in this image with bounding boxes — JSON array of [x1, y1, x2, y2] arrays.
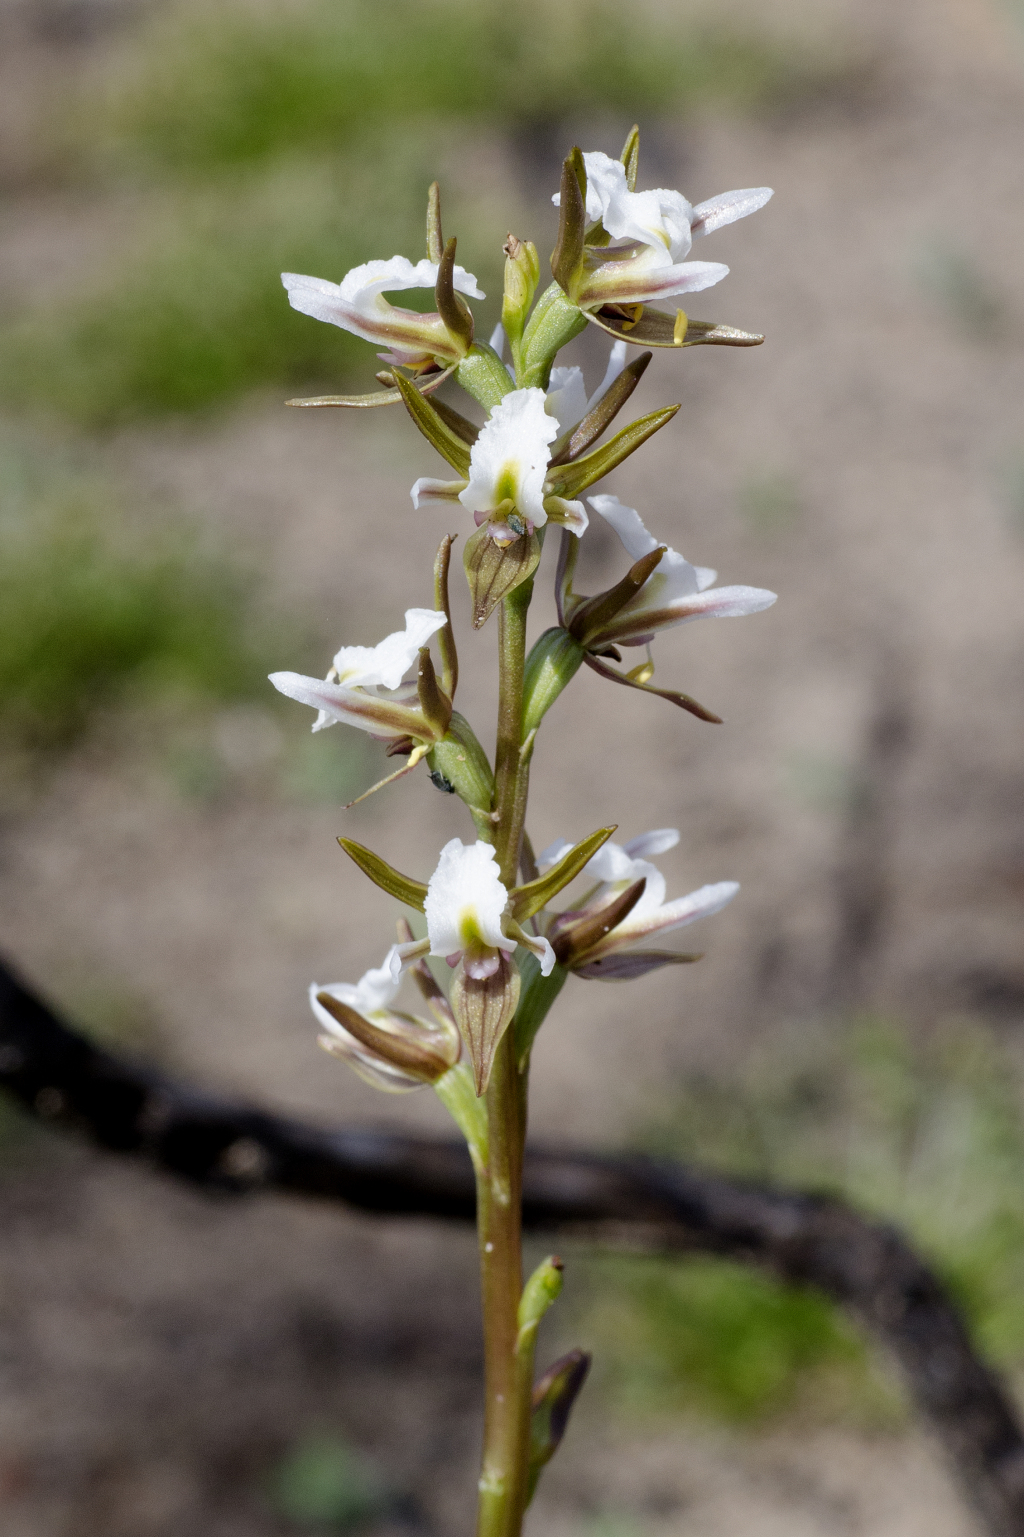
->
[[476, 579, 535, 1537]]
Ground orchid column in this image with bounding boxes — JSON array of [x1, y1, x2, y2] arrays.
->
[[270, 132, 775, 1536]]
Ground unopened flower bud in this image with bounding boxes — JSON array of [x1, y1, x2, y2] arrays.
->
[[502, 234, 541, 358], [522, 627, 586, 737], [527, 1348, 591, 1503], [517, 1255, 564, 1343]]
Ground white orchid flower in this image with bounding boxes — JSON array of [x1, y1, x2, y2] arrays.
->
[[545, 340, 628, 436], [395, 839, 555, 981], [311, 945, 460, 1092], [269, 606, 448, 742], [282, 254, 484, 368], [538, 829, 738, 978], [582, 495, 777, 647], [553, 150, 772, 309], [410, 388, 588, 543]]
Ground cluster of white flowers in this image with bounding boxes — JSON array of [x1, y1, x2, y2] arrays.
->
[[273, 139, 775, 1097]]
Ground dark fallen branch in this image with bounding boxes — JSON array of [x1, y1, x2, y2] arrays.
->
[[2, 958, 1024, 1535]]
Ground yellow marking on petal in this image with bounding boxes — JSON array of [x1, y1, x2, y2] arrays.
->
[[627, 660, 655, 684]]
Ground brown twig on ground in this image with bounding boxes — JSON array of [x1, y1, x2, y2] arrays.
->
[[2, 955, 1024, 1535]]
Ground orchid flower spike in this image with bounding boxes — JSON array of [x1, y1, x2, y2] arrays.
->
[[269, 608, 452, 795], [311, 945, 460, 1092], [411, 388, 588, 543], [553, 148, 772, 311], [538, 829, 738, 979], [574, 496, 777, 650], [282, 253, 484, 370]]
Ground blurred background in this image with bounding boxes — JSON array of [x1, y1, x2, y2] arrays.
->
[[0, 0, 1023, 1531]]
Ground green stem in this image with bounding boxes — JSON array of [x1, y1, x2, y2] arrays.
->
[[476, 1032, 529, 1537], [476, 579, 535, 1537]]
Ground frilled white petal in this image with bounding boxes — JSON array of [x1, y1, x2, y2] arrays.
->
[[337, 255, 484, 310], [624, 828, 680, 860], [589, 496, 702, 601], [543, 496, 589, 536], [584, 843, 667, 914], [691, 187, 773, 237], [411, 477, 467, 508], [311, 947, 403, 1024], [330, 608, 447, 690], [425, 839, 514, 960], [545, 366, 589, 429], [459, 388, 557, 528], [587, 341, 628, 411]]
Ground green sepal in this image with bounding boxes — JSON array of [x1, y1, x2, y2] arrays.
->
[[433, 1061, 488, 1174], [512, 951, 568, 1067], [585, 306, 764, 349], [456, 342, 515, 410], [551, 148, 587, 297], [415, 646, 453, 739], [433, 534, 459, 698], [521, 627, 586, 737], [546, 406, 679, 500], [526, 1349, 591, 1505], [337, 838, 427, 912], [426, 180, 444, 264], [620, 124, 640, 190], [392, 369, 471, 475], [427, 713, 496, 839], [464, 526, 541, 629], [548, 351, 651, 466], [517, 1256, 564, 1342], [285, 363, 458, 409], [519, 284, 589, 391], [510, 826, 616, 922], [435, 236, 475, 353]]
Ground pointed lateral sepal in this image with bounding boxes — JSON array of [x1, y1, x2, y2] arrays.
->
[[575, 949, 703, 980], [510, 827, 616, 922], [337, 838, 428, 912], [429, 395, 479, 447], [551, 149, 587, 297], [546, 405, 679, 500], [392, 368, 472, 476], [433, 534, 459, 698], [416, 647, 453, 739], [526, 1349, 592, 1505], [620, 124, 640, 190], [464, 526, 541, 629], [583, 652, 723, 723], [517, 1256, 564, 1348], [426, 181, 444, 264], [549, 879, 647, 967], [585, 306, 764, 348], [286, 363, 457, 408], [435, 236, 475, 353], [567, 547, 665, 647], [450, 951, 521, 1094], [548, 352, 652, 467], [314, 992, 457, 1083]]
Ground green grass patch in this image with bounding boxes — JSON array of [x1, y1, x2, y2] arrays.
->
[[0, 157, 448, 426], [579, 1018, 1024, 1426], [78, 1, 846, 180], [0, 439, 269, 753]]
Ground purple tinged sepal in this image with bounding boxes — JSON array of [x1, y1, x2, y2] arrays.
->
[[450, 950, 522, 1095], [314, 989, 459, 1086], [527, 1349, 592, 1504], [435, 236, 475, 355], [551, 148, 588, 299], [463, 524, 542, 629], [584, 305, 764, 350]]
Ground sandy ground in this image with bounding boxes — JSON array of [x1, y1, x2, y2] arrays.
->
[[0, 0, 1023, 1530]]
